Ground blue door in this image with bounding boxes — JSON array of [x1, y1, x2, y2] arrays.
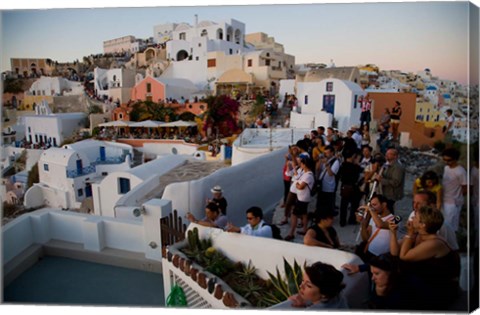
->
[[85, 184, 92, 197], [100, 146, 106, 161], [76, 160, 83, 176], [323, 95, 335, 115]]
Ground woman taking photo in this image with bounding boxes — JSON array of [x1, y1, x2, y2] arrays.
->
[[285, 157, 315, 240]]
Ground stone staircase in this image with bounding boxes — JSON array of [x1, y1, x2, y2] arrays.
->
[[269, 104, 291, 128]]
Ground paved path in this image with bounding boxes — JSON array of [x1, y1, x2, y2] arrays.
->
[[271, 172, 416, 249]]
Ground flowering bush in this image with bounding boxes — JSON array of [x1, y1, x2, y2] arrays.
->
[[203, 95, 240, 136]]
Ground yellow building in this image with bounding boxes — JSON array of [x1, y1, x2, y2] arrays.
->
[[21, 95, 54, 111], [415, 100, 445, 128]]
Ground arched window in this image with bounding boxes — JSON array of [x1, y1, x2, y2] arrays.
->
[[179, 32, 186, 40], [176, 50, 189, 61], [201, 29, 208, 37], [217, 28, 223, 40], [226, 27, 233, 42], [234, 29, 241, 44]]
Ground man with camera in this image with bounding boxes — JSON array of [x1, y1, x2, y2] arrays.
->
[[315, 145, 340, 217], [356, 194, 395, 263]]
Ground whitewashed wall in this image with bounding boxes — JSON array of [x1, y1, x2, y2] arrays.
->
[[166, 224, 370, 309], [93, 155, 188, 218], [162, 148, 284, 226], [142, 142, 199, 157], [2, 209, 146, 266], [279, 79, 296, 108]]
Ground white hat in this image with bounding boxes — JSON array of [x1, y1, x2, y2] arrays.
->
[[211, 185, 223, 194]]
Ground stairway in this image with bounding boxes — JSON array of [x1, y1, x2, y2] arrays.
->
[[269, 104, 292, 128]]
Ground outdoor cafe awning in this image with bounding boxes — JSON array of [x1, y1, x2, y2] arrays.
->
[[161, 120, 197, 128], [129, 120, 165, 128], [98, 120, 132, 127]]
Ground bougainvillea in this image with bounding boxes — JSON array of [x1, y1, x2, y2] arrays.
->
[[203, 95, 240, 136]]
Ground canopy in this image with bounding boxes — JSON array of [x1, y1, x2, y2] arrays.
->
[[98, 120, 132, 127], [161, 120, 197, 128], [129, 120, 165, 128]]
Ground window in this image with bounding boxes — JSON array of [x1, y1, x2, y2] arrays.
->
[[229, 49, 233, 55], [77, 189, 83, 197], [304, 95, 308, 105], [354, 95, 358, 109], [196, 56, 199, 61], [201, 29, 208, 37], [207, 59, 216, 68], [179, 32, 186, 40], [44, 164, 49, 171], [265, 59, 270, 66], [118, 177, 131, 194], [146, 83, 151, 93], [247, 59, 252, 67], [326, 82, 333, 92]]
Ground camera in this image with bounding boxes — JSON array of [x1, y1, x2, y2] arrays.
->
[[393, 215, 402, 224]]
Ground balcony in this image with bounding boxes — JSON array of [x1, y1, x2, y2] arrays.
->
[[66, 165, 96, 178], [95, 155, 128, 165]]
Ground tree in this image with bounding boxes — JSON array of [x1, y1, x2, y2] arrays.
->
[[27, 163, 39, 189], [129, 101, 177, 122], [203, 95, 240, 137], [88, 104, 103, 115], [3, 78, 24, 94]]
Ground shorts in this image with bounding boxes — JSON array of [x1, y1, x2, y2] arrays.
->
[[293, 200, 309, 216], [390, 119, 400, 124]]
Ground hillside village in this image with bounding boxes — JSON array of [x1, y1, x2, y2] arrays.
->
[[1, 15, 479, 311]]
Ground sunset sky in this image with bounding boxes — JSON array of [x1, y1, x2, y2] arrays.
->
[[1, 0, 478, 85]]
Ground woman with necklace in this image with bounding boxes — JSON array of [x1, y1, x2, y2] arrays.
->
[[389, 206, 460, 311]]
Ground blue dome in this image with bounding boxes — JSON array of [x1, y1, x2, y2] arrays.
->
[[426, 86, 437, 91], [443, 94, 451, 99]]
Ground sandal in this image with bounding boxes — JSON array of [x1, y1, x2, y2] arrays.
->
[[284, 235, 295, 241]]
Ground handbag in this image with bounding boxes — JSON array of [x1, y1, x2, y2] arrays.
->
[[340, 185, 355, 198]]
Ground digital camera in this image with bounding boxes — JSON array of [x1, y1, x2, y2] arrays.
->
[[393, 215, 402, 224]]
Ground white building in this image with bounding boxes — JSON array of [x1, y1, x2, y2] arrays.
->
[[23, 101, 86, 147], [160, 18, 254, 90], [23, 139, 133, 210], [92, 155, 188, 219], [289, 78, 365, 132], [424, 85, 440, 106], [93, 67, 136, 103], [28, 76, 83, 96]]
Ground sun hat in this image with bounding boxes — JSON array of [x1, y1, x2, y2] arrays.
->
[[211, 185, 223, 194]]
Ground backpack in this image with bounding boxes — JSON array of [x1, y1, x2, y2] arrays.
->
[[266, 223, 283, 240]]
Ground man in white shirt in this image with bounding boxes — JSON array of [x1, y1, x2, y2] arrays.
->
[[441, 148, 467, 231], [357, 194, 393, 262], [226, 206, 272, 238]]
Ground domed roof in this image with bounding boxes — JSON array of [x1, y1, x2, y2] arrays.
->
[[175, 23, 192, 31], [197, 20, 217, 27]]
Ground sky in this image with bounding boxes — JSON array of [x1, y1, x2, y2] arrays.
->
[[0, 0, 478, 85]]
